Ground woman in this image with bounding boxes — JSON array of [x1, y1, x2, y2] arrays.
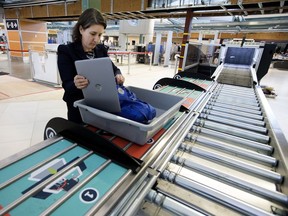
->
[[57, 8, 125, 123]]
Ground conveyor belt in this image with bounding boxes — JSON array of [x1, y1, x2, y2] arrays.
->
[[1, 66, 287, 215], [132, 76, 288, 215]]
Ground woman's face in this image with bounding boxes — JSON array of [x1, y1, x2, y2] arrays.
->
[[80, 24, 104, 52]]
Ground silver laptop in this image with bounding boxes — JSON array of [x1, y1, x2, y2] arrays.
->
[[75, 57, 121, 113]]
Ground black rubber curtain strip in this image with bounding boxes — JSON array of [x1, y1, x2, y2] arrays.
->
[[44, 117, 144, 173], [153, 77, 206, 92]]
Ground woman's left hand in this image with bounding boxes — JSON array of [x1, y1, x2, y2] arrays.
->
[[115, 74, 125, 85]]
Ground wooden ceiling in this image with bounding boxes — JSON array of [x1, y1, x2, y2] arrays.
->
[[102, 1, 288, 20], [1, 0, 288, 21]]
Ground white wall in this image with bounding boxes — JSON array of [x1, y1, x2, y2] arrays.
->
[[119, 19, 154, 35]]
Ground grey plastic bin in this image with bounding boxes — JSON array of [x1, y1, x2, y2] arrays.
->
[[74, 86, 185, 145]]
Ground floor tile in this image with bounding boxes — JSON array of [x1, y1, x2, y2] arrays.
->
[[0, 140, 31, 161]]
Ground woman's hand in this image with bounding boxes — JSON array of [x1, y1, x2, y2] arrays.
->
[[74, 75, 89, 89], [115, 74, 125, 85]]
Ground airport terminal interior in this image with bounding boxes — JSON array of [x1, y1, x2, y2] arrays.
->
[[0, 0, 288, 215]]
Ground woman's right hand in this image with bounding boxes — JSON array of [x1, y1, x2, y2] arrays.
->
[[74, 75, 89, 89]]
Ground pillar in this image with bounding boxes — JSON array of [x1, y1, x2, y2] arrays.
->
[[178, 10, 194, 72], [153, 32, 162, 65], [163, 31, 173, 67]]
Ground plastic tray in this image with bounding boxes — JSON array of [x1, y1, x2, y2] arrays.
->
[[74, 86, 185, 145]]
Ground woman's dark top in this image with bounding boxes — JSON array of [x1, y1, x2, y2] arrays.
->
[[57, 41, 121, 123]]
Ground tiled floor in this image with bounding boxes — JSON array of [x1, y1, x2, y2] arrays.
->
[[0, 53, 287, 161]]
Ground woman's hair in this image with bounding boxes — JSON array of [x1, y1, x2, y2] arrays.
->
[[72, 8, 107, 42]]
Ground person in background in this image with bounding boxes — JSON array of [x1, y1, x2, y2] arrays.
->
[[170, 42, 178, 60], [57, 8, 125, 124], [1, 33, 7, 54]]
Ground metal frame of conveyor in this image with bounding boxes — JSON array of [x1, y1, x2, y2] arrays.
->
[[117, 82, 288, 216], [98, 45, 288, 215], [110, 46, 288, 215]]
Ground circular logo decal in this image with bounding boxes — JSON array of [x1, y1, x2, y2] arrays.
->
[[79, 188, 99, 204], [45, 127, 57, 139], [147, 138, 154, 144], [153, 84, 162, 90], [95, 84, 102, 91], [174, 75, 181, 79]]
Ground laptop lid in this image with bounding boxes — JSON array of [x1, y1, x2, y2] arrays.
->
[[75, 57, 121, 113]]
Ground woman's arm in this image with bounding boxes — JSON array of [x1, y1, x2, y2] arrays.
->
[[57, 45, 79, 94]]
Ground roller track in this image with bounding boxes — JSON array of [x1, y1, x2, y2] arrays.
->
[[1, 75, 287, 215], [132, 83, 288, 216]]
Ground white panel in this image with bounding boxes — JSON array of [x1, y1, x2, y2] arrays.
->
[[119, 19, 154, 35]]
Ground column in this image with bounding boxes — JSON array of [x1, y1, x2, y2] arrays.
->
[[163, 31, 173, 67], [178, 10, 194, 73], [153, 32, 162, 66]]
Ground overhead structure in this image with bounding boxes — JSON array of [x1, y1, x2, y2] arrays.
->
[[1, 0, 287, 21]]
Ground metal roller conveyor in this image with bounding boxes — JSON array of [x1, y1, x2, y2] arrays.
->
[[207, 100, 262, 114], [212, 87, 259, 107], [214, 84, 256, 94], [213, 85, 256, 94], [189, 126, 273, 154], [213, 88, 257, 98], [204, 104, 264, 120], [198, 114, 268, 134], [178, 143, 283, 183], [160, 169, 276, 216], [214, 83, 257, 94], [213, 93, 259, 105], [133, 47, 288, 215], [194, 119, 270, 142], [219, 86, 257, 96], [185, 133, 277, 166], [202, 108, 265, 126], [145, 189, 206, 216], [211, 96, 260, 110], [171, 155, 288, 205], [211, 92, 259, 105]]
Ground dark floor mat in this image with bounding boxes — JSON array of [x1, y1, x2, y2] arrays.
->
[[0, 72, 9, 76]]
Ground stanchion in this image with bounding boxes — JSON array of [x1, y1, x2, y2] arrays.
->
[[128, 52, 131, 75], [148, 52, 152, 71], [174, 54, 180, 75]]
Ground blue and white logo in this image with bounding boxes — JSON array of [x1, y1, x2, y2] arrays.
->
[[79, 188, 99, 204]]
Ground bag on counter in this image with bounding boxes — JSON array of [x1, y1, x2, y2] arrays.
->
[[116, 85, 156, 124]]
